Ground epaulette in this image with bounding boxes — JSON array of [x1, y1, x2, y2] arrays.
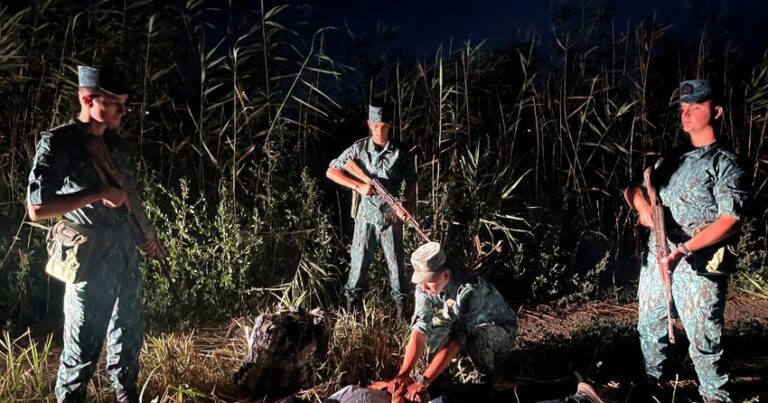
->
[[351, 137, 369, 146], [713, 144, 739, 162]]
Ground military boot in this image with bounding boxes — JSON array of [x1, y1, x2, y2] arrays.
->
[[116, 388, 139, 403]]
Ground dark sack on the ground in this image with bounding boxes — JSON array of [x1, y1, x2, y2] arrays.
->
[[233, 307, 329, 398]]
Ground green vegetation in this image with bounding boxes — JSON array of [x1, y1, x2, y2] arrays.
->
[[0, 0, 767, 400]]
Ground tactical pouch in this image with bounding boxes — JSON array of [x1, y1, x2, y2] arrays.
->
[[687, 225, 737, 278], [45, 221, 96, 283]]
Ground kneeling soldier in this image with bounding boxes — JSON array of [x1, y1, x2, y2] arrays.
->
[[387, 242, 518, 401]]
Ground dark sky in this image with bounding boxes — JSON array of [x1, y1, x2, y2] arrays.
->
[[300, 0, 768, 59]]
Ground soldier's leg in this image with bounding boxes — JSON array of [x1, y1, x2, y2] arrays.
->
[[378, 222, 407, 304], [637, 257, 671, 382], [55, 271, 119, 401], [464, 323, 516, 374], [105, 246, 144, 398], [344, 220, 377, 303], [673, 264, 729, 402]]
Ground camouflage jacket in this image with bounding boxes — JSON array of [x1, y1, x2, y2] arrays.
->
[[410, 269, 518, 348], [648, 142, 750, 272], [329, 137, 416, 225], [27, 120, 135, 228]]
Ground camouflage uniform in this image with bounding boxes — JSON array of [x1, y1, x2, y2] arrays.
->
[[28, 121, 143, 402], [329, 137, 416, 304], [411, 270, 518, 373], [637, 143, 749, 401]]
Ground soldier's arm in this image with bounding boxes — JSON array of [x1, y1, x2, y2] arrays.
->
[[623, 185, 653, 228], [327, 143, 375, 195], [396, 329, 428, 377], [27, 132, 128, 221], [28, 188, 123, 221], [405, 338, 462, 402], [665, 157, 748, 263], [326, 166, 373, 195], [683, 215, 741, 251], [422, 337, 461, 381]]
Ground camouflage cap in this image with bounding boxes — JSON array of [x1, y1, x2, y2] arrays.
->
[[410, 242, 447, 284], [368, 104, 392, 123], [77, 65, 131, 96], [677, 79, 712, 104]]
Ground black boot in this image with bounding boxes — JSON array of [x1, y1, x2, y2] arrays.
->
[[116, 388, 139, 403]]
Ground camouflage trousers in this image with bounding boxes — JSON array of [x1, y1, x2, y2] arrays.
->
[[637, 253, 729, 402], [56, 224, 143, 402], [344, 220, 407, 304], [428, 323, 516, 374]]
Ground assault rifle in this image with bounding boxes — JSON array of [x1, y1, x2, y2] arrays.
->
[[343, 159, 430, 242], [643, 166, 675, 344], [85, 136, 167, 260]]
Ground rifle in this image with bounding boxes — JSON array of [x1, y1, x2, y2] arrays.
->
[[84, 136, 167, 260], [643, 166, 675, 344], [343, 159, 430, 242]]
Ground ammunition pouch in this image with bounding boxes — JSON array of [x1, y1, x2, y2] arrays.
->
[[45, 221, 96, 283], [686, 224, 738, 278]]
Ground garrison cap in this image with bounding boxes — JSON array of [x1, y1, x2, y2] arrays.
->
[[77, 65, 131, 96], [677, 79, 712, 104], [410, 242, 447, 283], [368, 104, 392, 123]]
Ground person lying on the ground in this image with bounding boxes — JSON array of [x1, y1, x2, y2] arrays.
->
[[384, 242, 519, 402], [320, 381, 604, 403]]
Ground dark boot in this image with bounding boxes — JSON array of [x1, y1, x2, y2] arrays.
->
[[116, 388, 139, 403]]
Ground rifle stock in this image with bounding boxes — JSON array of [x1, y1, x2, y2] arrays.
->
[[85, 136, 167, 260], [643, 166, 675, 344], [343, 159, 430, 242]]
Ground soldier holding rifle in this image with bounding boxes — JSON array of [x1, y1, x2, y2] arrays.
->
[[27, 65, 164, 403], [623, 79, 749, 403], [326, 102, 417, 321]]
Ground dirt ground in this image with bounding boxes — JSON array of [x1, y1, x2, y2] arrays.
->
[[20, 291, 768, 402], [479, 291, 768, 402]]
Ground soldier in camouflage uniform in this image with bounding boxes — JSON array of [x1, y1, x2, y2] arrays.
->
[[27, 65, 163, 403], [386, 242, 518, 401], [326, 103, 417, 320], [624, 79, 750, 403]]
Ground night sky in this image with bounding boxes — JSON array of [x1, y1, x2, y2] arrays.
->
[[301, 0, 768, 60]]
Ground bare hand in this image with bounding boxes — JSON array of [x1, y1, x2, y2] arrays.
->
[[637, 205, 653, 228], [139, 238, 167, 260], [660, 247, 683, 268], [405, 382, 429, 402], [101, 186, 131, 211], [356, 183, 375, 196], [387, 373, 413, 395], [393, 204, 411, 222]]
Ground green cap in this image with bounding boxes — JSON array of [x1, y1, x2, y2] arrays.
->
[[677, 79, 712, 104], [77, 65, 130, 96], [410, 242, 447, 283]]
